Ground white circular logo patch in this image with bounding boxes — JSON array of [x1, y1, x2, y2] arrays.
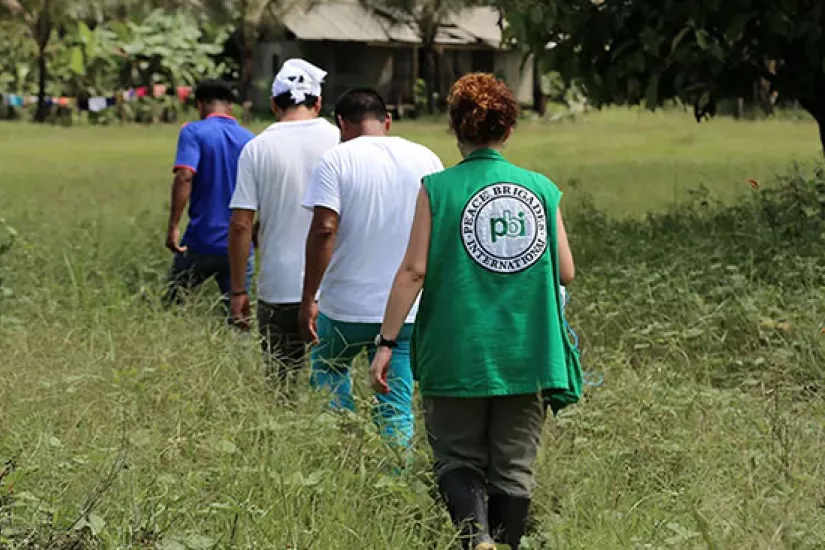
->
[[460, 183, 548, 274]]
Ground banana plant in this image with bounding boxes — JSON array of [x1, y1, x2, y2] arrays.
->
[[0, 20, 37, 95], [118, 9, 230, 88]]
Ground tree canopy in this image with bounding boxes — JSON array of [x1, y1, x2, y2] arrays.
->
[[498, 0, 825, 150], [0, 1, 232, 121]]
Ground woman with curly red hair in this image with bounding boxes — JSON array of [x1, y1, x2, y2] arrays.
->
[[369, 73, 581, 549]]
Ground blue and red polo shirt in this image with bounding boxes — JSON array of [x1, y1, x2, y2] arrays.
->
[[173, 114, 255, 255]]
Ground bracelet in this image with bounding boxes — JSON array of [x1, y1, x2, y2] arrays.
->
[[230, 290, 247, 297]]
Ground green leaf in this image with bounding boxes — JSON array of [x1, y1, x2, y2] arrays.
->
[[77, 21, 92, 45], [671, 26, 691, 53], [725, 13, 752, 42], [183, 535, 216, 550], [695, 29, 709, 50], [217, 440, 237, 454], [69, 47, 85, 76], [73, 513, 105, 536], [122, 41, 145, 56], [157, 540, 186, 550], [88, 513, 106, 535]]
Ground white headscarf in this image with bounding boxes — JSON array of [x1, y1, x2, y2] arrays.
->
[[271, 59, 327, 103]]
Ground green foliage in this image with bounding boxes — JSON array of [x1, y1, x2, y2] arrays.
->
[[414, 77, 428, 112], [49, 21, 122, 96], [117, 9, 231, 88], [0, 218, 16, 318], [497, 0, 825, 146], [0, 3, 232, 122], [0, 21, 37, 96]]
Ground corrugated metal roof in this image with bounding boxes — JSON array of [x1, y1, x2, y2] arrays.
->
[[282, 1, 504, 48], [283, 1, 418, 43], [450, 7, 503, 47]]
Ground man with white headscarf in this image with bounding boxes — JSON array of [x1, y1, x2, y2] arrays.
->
[[228, 59, 340, 388]]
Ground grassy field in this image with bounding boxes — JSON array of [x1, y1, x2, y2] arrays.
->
[[1, 109, 825, 549]]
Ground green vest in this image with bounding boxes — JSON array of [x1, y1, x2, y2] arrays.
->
[[411, 148, 581, 413]]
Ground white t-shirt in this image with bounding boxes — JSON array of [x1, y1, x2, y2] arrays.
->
[[230, 118, 340, 304], [302, 136, 444, 323]]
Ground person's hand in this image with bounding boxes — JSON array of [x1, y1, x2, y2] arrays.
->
[[166, 225, 187, 254], [369, 347, 392, 394], [230, 292, 251, 331], [298, 300, 319, 344]]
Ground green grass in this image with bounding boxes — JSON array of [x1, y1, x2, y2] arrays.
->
[[1, 109, 825, 549]]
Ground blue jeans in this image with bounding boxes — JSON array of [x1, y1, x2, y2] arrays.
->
[[164, 250, 253, 310], [310, 313, 414, 448]]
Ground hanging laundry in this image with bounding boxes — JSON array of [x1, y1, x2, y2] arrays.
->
[[136, 87, 148, 98], [152, 84, 167, 98], [78, 97, 90, 111], [57, 97, 69, 107], [105, 97, 116, 107], [8, 95, 23, 107], [89, 97, 107, 112], [176, 86, 192, 102], [25, 96, 37, 106]]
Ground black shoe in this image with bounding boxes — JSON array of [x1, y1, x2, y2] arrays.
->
[[488, 493, 531, 550], [438, 468, 496, 550]]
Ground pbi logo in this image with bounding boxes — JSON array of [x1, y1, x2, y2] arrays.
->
[[461, 183, 548, 274], [490, 210, 526, 243]]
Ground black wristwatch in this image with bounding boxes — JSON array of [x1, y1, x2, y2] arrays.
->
[[374, 334, 398, 349]]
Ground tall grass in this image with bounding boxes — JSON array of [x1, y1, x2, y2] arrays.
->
[[1, 111, 824, 548]]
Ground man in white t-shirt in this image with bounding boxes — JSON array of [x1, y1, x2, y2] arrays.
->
[[299, 88, 444, 448], [228, 59, 340, 385]]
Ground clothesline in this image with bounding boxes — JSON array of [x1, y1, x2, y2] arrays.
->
[[2, 85, 194, 113]]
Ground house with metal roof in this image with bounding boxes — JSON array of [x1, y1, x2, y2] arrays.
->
[[251, 0, 534, 114]]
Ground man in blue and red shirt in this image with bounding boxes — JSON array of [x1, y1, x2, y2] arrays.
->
[[164, 79, 256, 311]]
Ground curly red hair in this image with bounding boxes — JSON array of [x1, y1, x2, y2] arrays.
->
[[448, 73, 519, 146]]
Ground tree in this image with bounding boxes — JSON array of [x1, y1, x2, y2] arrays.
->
[[497, 0, 825, 151], [1, 0, 60, 121], [196, 0, 320, 106], [0, 19, 37, 98], [360, 0, 476, 113], [0, 0, 129, 121], [114, 10, 230, 89]]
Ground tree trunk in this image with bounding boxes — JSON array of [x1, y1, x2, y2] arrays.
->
[[236, 0, 254, 123], [433, 46, 443, 111], [240, 31, 255, 122], [33, 5, 51, 124], [422, 42, 437, 115], [35, 43, 47, 123], [532, 56, 546, 115], [816, 114, 825, 157], [798, 95, 825, 155]]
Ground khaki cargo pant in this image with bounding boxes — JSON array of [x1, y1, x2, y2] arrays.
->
[[423, 393, 546, 498]]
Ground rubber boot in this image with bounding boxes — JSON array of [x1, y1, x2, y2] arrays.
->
[[488, 494, 531, 550], [438, 468, 497, 550]]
